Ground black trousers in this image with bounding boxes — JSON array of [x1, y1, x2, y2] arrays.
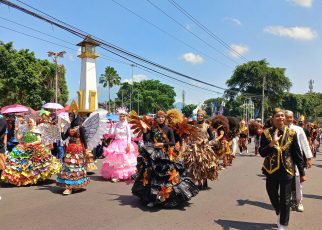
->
[[266, 176, 293, 226]]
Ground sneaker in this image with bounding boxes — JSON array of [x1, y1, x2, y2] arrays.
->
[[297, 202, 304, 212], [111, 178, 120, 183], [278, 224, 286, 230], [277, 214, 280, 228], [146, 202, 155, 207], [246, 149, 249, 154], [62, 189, 72, 195]]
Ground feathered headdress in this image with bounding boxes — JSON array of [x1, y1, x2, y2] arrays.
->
[[211, 115, 229, 134], [166, 108, 184, 125], [299, 115, 305, 122], [116, 107, 128, 115], [226, 116, 239, 139], [248, 120, 263, 136], [197, 109, 206, 116]]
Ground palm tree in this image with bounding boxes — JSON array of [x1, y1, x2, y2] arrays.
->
[[99, 66, 121, 112]]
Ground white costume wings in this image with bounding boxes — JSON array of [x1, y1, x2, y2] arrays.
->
[[83, 109, 107, 151]]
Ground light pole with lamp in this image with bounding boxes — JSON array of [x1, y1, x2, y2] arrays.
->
[[47, 51, 65, 103]]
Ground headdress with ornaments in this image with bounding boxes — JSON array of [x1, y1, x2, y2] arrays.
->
[[299, 115, 305, 122], [197, 109, 206, 116], [166, 108, 184, 124], [116, 107, 128, 115]]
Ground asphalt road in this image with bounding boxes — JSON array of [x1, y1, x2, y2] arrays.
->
[[1, 144, 321, 230]]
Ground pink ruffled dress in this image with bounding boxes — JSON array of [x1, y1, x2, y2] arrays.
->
[[101, 121, 138, 180]]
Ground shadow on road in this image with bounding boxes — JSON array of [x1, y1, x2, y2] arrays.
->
[[303, 194, 322, 200], [236, 199, 274, 211], [313, 164, 322, 168], [214, 219, 276, 230], [106, 193, 190, 212], [89, 175, 105, 182]]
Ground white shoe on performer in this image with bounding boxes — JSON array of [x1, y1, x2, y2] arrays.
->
[[62, 189, 72, 195], [297, 202, 304, 212], [278, 224, 286, 230]]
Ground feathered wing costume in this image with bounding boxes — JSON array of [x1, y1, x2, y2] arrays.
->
[[129, 111, 199, 208], [183, 109, 218, 189], [211, 115, 231, 167]]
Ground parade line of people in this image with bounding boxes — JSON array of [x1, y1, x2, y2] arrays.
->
[[0, 105, 320, 229]]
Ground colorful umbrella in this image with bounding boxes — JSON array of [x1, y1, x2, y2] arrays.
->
[[42, 102, 64, 110], [106, 113, 119, 122], [1, 104, 29, 114]]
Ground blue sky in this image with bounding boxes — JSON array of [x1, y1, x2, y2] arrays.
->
[[1, 0, 321, 106]]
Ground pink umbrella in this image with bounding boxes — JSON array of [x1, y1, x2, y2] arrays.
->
[[1, 104, 29, 114], [43, 102, 64, 110]]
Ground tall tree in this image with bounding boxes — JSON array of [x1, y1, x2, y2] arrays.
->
[[0, 41, 68, 108], [181, 104, 196, 117], [99, 66, 121, 112], [116, 80, 176, 114], [226, 59, 292, 116]]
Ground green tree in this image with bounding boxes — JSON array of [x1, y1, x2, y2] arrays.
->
[[99, 66, 121, 112], [0, 41, 68, 108], [226, 59, 292, 116], [116, 80, 176, 114], [181, 104, 196, 117]]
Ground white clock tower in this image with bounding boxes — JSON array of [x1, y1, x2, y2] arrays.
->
[[77, 36, 99, 113]]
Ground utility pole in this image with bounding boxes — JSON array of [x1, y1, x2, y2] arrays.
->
[[130, 64, 136, 111], [182, 90, 186, 107], [261, 75, 266, 123], [121, 90, 124, 107], [137, 91, 140, 116], [47, 51, 65, 103]]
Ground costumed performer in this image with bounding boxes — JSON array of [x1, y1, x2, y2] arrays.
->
[[57, 112, 90, 195], [131, 111, 199, 207], [101, 107, 138, 182]]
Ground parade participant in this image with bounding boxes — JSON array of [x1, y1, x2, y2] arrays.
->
[[238, 120, 248, 154], [211, 115, 230, 169], [131, 111, 198, 208], [184, 109, 218, 190], [101, 107, 138, 182], [226, 116, 240, 162], [0, 115, 8, 177], [284, 110, 312, 212], [248, 119, 263, 156], [259, 108, 306, 229], [57, 112, 90, 195], [1, 118, 60, 186]]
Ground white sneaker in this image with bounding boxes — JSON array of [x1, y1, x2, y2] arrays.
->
[[279, 224, 286, 230], [297, 202, 304, 212], [62, 189, 72, 195], [277, 214, 280, 228]]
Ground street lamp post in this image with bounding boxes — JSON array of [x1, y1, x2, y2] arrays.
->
[[47, 51, 65, 103]]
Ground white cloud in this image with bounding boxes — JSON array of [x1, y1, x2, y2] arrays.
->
[[223, 17, 242, 26], [264, 26, 317, 41], [228, 44, 249, 58], [122, 74, 148, 84], [181, 52, 204, 64], [289, 0, 313, 8]]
